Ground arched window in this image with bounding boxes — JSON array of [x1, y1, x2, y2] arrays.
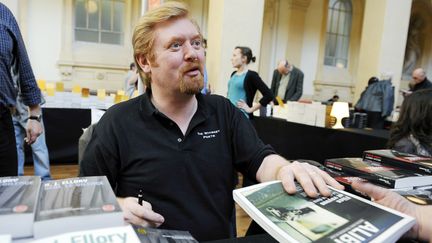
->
[[324, 0, 352, 68], [74, 0, 125, 45]]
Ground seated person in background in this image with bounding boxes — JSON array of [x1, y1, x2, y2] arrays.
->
[[324, 95, 339, 105], [409, 68, 432, 93], [227, 46, 273, 119], [125, 62, 139, 98], [270, 60, 303, 103], [387, 89, 432, 157], [79, 2, 343, 241], [352, 181, 432, 242]]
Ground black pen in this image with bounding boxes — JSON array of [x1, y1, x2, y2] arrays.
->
[[138, 189, 144, 206]]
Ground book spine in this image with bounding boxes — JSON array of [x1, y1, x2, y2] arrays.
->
[[363, 153, 432, 175], [325, 161, 396, 188]]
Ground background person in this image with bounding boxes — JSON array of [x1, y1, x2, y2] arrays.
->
[[125, 62, 139, 98], [0, 3, 43, 176], [13, 89, 51, 180], [270, 60, 303, 103], [410, 68, 432, 93], [80, 2, 342, 241], [227, 46, 273, 119], [388, 89, 432, 156]]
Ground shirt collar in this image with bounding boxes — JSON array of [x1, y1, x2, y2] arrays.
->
[[139, 90, 210, 121]]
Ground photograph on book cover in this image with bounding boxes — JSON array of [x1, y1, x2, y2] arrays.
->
[[239, 182, 412, 243]]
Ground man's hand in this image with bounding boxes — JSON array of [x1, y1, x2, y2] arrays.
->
[[257, 155, 344, 198], [25, 119, 43, 145], [117, 197, 164, 227], [351, 181, 426, 241], [277, 161, 344, 197]]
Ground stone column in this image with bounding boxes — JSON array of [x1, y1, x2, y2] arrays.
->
[[206, 0, 265, 96]]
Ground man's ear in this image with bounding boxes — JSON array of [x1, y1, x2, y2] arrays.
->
[[137, 55, 151, 73]]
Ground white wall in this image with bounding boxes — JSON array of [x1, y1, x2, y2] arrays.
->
[[207, 0, 265, 96], [25, 0, 63, 82], [300, 0, 324, 98]]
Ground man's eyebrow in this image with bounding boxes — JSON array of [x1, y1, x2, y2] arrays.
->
[[164, 36, 184, 48]]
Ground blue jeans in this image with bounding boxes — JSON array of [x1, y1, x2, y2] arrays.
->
[[13, 118, 51, 180]]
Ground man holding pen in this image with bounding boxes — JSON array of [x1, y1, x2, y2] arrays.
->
[[79, 2, 343, 241]]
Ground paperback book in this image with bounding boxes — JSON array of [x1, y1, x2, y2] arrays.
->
[[325, 168, 432, 205], [0, 176, 41, 238], [325, 157, 432, 188], [234, 181, 415, 243], [363, 149, 432, 174], [132, 225, 198, 243], [33, 176, 124, 239]]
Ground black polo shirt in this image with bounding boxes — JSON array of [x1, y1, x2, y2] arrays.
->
[[80, 92, 275, 241]]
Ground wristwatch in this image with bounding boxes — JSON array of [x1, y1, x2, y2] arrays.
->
[[28, 114, 42, 122]]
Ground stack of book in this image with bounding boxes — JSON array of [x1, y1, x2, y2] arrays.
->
[[0, 176, 199, 242], [324, 149, 432, 205]]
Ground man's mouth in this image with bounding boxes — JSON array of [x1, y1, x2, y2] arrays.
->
[[184, 66, 201, 77]]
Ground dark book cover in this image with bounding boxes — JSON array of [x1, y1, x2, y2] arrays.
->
[[133, 225, 198, 243], [0, 176, 41, 238], [363, 149, 432, 174], [34, 176, 124, 239], [234, 181, 414, 243], [325, 157, 432, 188]]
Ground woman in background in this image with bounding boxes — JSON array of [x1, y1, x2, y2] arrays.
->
[[388, 89, 432, 156], [227, 46, 273, 119]]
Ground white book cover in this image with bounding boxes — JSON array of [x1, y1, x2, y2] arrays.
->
[[30, 225, 139, 243], [234, 181, 415, 243]]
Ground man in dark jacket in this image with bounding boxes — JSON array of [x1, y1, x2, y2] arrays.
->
[[410, 68, 432, 92], [270, 60, 303, 103]]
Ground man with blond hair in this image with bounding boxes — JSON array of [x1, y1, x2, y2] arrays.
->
[[80, 2, 342, 241]]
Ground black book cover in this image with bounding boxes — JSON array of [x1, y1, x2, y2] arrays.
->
[[34, 176, 124, 239], [133, 225, 198, 243], [0, 176, 41, 238], [363, 149, 432, 174], [325, 157, 432, 188]]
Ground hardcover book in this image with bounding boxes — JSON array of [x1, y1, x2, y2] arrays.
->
[[30, 225, 140, 243], [363, 149, 432, 174], [0, 176, 41, 238], [233, 181, 415, 243], [33, 176, 124, 239], [325, 157, 432, 188], [132, 225, 198, 243]]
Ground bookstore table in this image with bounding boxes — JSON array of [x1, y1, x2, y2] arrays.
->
[[31, 111, 390, 164], [24, 108, 92, 164], [251, 116, 389, 164]]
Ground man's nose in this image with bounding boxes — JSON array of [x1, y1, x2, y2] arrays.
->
[[184, 43, 198, 61]]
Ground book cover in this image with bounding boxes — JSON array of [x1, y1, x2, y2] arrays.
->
[[234, 181, 415, 243], [0, 176, 41, 239], [34, 176, 124, 239], [30, 225, 140, 243], [325, 157, 432, 188], [132, 225, 198, 243], [363, 149, 432, 175]]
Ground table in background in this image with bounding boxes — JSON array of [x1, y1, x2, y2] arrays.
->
[[252, 116, 389, 164], [25, 108, 91, 164]]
